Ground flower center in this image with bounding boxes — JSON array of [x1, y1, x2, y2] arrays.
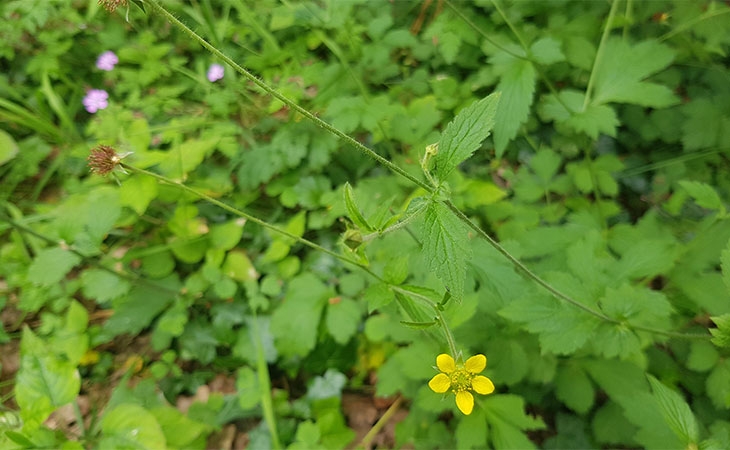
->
[[449, 368, 474, 392]]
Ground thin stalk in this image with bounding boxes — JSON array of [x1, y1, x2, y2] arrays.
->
[[252, 314, 282, 450], [358, 396, 404, 449], [434, 308, 459, 358], [0, 213, 181, 298], [443, 200, 617, 323], [144, 0, 432, 194], [120, 163, 383, 281], [582, 0, 620, 111]]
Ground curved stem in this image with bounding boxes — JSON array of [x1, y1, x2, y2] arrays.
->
[[583, 0, 620, 111], [443, 200, 617, 322], [144, 0, 433, 194], [121, 163, 383, 282]]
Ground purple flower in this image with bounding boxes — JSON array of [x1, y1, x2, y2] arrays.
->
[[207, 63, 224, 82], [96, 51, 119, 71], [83, 89, 109, 113]]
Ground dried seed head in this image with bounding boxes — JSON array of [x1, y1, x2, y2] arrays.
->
[[88, 145, 121, 176], [98, 0, 128, 12]]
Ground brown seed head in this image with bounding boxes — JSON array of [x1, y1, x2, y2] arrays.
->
[[98, 0, 128, 12], [88, 145, 121, 176]]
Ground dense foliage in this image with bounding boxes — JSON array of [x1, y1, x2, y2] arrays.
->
[[1, 0, 730, 448]]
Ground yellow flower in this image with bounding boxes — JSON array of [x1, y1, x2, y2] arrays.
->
[[428, 353, 495, 415]]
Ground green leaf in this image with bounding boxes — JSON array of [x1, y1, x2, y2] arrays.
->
[[151, 406, 210, 449], [538, 90, 619, 138], [530, 37, 565, 65], [484, 395, 546, 449], [237, 366, 261, 410], [679, 180, 725, 213], [325, 297, 361, 344], [27, 247, 81, 287], [209, 219, 246, 250], [591, 38, 678, 107], [687, 340, 720, 372], [722, 239, 730, 292], [100, 404, 166, 449], [492, 54, 536, 155], [647, 375, 699, 445], [710, 314, 730, 349], [455, 409, 488, 449], [271, 274, 330, 357], [222, 250, 258, 281], [421, 201, 471, 300], [119, 175, 158, 215], [0, 129, 19, 166], [555, 365, 595, 414], [343, 182, 374, 232], [434, 92, 500, 180], [101, 279, 177, 339], [81, 269, 131, 304], [499, 295, 600, 355], [15, 328, 80, 429], [707, 359, 730, 409]]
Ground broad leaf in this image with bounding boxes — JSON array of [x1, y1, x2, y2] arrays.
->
[[591, 38, 677, 107], [15, 328, 80, 429]]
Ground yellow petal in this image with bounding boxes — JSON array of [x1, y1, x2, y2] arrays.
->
[[472, 376, 495, 395], [455, 391, 474, 415], [436, 354, 456, 373], [428, 373, 451, 393], [465, 354, 487, 373]]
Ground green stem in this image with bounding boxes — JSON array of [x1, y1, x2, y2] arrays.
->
[[582, 0, 620, 111], [358, 396, 403, 449], [442, 200, 616, 322], [252, 314, 282, 450], [361, 201, 428, 242], [434, 307, 459, 358], [143, 0, 432, 194], [120, 163, 382, 281]]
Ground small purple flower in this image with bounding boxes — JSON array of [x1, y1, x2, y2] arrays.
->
[[83, 89, 109, 113], [207, 63, 224, 82], [96, 51, 119, 71]]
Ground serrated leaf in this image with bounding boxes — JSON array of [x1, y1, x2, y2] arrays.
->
[[710, 314, 730, 349], [647, 375, 699, 446], [679, 180, 725, 212], [343, 182, 374, 232], [530, 37, 565, 65], [421, 202, 471, 300], [492, 56, 535, 156], [591, 38, 678, 107], [27, 247, 81, 287], [499, 295, 600, 355], [538, 90, 619, 138], [434, 93, 500, 179]]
